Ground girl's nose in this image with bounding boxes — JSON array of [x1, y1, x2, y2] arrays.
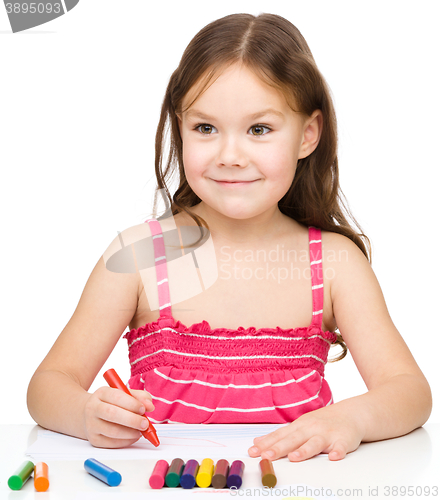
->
[[215, 135, 248, 168]]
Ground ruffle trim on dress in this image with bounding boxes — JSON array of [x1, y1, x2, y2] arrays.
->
[[123, 315, 337, 345]]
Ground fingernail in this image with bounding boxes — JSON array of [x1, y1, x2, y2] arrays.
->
[[265, 450, 275, 459], [139, 406, 146, 414], [140, 419, 149, 429], [249, 446, 259, 454]]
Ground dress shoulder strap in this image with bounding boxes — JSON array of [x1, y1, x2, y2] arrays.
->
[[145, 218, 173, 322], [308, 226, 324, 329]]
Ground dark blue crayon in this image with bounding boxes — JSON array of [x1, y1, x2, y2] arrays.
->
[[84, 458, 122, 487], [180, 459, 199, 489], [227, 460, 245, 489]]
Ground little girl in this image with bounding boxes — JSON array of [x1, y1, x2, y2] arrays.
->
[[27, 13, 432, 462]]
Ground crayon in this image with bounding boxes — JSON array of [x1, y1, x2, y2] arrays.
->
[[103, 368, 160, 447], [212, 459, 229, 489], [180, 459, 199, 489], [259, 459, 277, 488], [165, 458, 185, 487], [227, 460, 245, 489], [8, 460, 34, 490], [149, 460, 169, 489], [84, 458, 122, 487], [34, 462, 49, 492], [196, 458, 214, 488]]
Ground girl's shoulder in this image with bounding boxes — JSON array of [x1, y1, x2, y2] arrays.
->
[[320, 229, 369, 264], [320, 228, 376, 306]]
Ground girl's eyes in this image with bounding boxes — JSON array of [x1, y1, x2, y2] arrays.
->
[[194, 123, 271, 137]]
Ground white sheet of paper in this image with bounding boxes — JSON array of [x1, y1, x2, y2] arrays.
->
[[26, 424, 290, 461]]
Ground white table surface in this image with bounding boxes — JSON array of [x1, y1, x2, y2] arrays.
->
[[1, 424, 439, 499]]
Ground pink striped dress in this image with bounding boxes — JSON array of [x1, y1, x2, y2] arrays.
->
[[123, 218, 337, 424]]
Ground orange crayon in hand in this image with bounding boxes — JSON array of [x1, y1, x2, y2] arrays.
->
[[103, 368, 160, 447]]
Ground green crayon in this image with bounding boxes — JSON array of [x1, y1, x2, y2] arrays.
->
[[8, 460, 35, 490], [165, 458, 185, 487]]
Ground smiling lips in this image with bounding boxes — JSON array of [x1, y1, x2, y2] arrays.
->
[[213, 179, 259, 186]]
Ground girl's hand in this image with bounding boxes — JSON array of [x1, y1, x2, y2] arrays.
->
[[83, 386, 155, 448], [248, 406, 365, 462]]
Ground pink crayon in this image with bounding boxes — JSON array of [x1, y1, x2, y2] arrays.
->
[[149, 460, 169, 489]]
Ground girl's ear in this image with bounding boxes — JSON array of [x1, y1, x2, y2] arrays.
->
[[298, 109, 323, 159]]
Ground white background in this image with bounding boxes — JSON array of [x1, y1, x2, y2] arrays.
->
[[0, 1, 438, 426]]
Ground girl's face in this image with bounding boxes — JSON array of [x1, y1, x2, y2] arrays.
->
[[177, 63, 322, 223]]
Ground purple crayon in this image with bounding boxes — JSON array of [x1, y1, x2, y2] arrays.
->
[[180, 460, 199, 489], [227, 460, 245, 489]]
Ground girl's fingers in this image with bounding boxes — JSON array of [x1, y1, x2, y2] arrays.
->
[[129, 389, 155, 411], [251, 431, 309, 461], [96, 400, 150, 431], [92, 436, 140, 449], [248, 426, 293, 457], [97, 418, 143, 441], [287, 435, 328, 462], [101, 387, 146, 415], [90, 422, 142, 449], [328, 440, 349, 461], [260, 433, 321, 461]]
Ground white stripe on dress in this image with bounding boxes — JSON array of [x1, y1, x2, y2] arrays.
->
[[151, 367, 318, 389], [150, 384, 323, 413], [131, 348, 326, 366], [310, 259, 322, 265], [159, 302, 172, 310], [148, 417, 190, 424]]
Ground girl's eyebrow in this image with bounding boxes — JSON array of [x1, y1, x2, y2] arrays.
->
[[184, 108, 285, 121]]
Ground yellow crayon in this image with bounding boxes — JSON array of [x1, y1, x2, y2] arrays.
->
[[196, 458, 214, 488]]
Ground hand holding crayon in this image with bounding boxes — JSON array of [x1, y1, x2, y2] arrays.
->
[[103, 368, 160, 447], [82, 369, 155, 448]]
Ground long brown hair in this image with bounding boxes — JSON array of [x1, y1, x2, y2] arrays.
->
[[150, 13, 371, 361]]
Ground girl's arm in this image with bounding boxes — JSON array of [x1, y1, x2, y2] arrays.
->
[[249, 232, 432, 461], [27, 229, 154, 448]]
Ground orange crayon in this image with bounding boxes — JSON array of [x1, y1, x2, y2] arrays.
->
[[34, 462, 49, 492], [103, 368, 160, 447]]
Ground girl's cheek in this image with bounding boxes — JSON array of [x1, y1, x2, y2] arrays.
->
[[185, 149, 213, 170]]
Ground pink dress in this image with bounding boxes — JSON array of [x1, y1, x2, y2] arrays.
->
[[124, 218, 337, 424]]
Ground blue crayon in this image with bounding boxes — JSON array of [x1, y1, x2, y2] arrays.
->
[[180, 459, 199, 489], [84, 458, 122, 487]]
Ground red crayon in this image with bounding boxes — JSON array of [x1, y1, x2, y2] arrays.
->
[[103, 368, 160, 447]]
